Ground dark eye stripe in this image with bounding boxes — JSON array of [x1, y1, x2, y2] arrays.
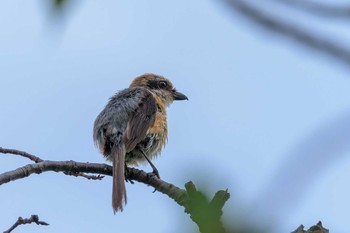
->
[[147, 80, 159, 89], [147, 80, 168, 89]]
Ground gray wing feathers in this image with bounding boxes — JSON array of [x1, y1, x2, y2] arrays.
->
[[93, 87, 157, 156]]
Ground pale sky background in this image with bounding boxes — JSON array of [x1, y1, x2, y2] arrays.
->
[[1, 0, 350, 233]]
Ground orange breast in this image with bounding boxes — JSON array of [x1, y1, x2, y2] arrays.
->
[[125, 93, 169, 165], [148, 94, 168, 149]]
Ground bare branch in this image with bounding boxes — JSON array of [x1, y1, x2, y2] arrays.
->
[[4, 215, 49, 233], [0, 146, 188, 209], [276, 0, 350, 19], [0, 147, 43, 163], [223, 0, 350, 68], [0, 147, 104, 181], [0, 159, 227, 232], [0, 147, 229, 233], [0, 160, 189, 207]]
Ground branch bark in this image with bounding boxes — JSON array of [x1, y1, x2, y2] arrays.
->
[[0, 147, 43, 163], [0, 160, 188, 205], [0, 148, 229, 233]]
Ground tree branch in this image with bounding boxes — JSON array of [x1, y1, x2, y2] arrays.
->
[[0, 147, 229, 233], [0, 147, 43, 163], [0, 146, 330, 232], [0, 161, 205, 224], [276, 0, 350, 19], [0, 147, 105, 181], [0, 160, 189, 204], [4, 215, 49, 233], [223, 0, 350, 68], [0, 155, 191, 226]]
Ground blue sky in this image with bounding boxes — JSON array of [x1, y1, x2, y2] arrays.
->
[[1, 0, 350, 232]]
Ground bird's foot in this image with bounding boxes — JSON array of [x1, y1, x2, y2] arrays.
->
[[150, 167, 160, 193], [140, 149, 160, 179], [124, 165, 134, 184], [151, 167, 160, 179]]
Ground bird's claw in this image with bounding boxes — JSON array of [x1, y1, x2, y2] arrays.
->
[[124, 165, 135, 184], [151, 168, 160, 179]]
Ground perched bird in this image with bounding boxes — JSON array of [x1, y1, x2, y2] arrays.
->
[[93, 74, 188, 212]]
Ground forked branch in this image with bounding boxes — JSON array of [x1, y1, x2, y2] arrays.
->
[[0, 147, 229, 233], [4, 215, 49, 233]]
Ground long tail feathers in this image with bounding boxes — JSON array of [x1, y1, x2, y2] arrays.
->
[[112, 144, 127, 213]]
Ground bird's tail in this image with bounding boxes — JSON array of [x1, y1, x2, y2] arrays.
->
[[112, 144, 127, 213]]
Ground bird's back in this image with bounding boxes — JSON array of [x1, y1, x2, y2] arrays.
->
[[93, 87, 154, 161]]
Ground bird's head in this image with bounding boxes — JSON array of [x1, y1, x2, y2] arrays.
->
[[130, 73, 188, 107]]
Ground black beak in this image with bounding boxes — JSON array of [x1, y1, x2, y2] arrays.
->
[[172, 90, 188, 101]]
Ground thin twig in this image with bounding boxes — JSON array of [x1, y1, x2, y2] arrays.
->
[[0, 147, 43, 163], [223, 0, 350, 68], [0, 147, 103, 180], [4, 215, 49, 233], [63, 171, 105, 180]]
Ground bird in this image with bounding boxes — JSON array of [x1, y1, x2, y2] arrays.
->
[[93, 73, 188, 213]]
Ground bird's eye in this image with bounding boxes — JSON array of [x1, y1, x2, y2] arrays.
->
[[159, 81, 167, 89]]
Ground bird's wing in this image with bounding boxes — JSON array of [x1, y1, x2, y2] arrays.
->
[[123, 90, 157, 152]]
